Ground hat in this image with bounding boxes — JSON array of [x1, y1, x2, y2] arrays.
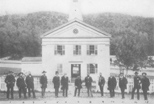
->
[[42, 71, 46, 73], [135, 72, 138, 74], [55, 71, 59, 74], [142, 72, 147, 75], [18, 72, 23, 76]]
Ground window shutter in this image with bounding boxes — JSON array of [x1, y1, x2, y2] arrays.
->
[[79, 45, 81, 55], [73, 45, 75, 55], [87, 64, 90, 74], [55, 45, 57, 55], [62, 45, 65, 55], [87, 45, 89, 55], [95, 45, 97, 55], [95, 64, 98, 73]]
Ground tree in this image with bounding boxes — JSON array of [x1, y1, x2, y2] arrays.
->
[[114, 31, 149, 76]]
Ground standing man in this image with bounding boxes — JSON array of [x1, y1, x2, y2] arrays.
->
[[16, 72, 27, 99], [98, 73, 105, 97], [141, 72, 150, 100], [40, 71, 48, 98], [74, 76, 82, 97], [85, 74, 93, 97], [108, 74, 117, 98], [5, 71, 15, 99], [61, 73, 69, 97], [119, 73, 128, 99], [52, 71, 60, 97], [131, 72, 141, 100], [26, 72, 36, 98]]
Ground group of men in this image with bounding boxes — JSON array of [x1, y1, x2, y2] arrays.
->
[[5, 70, 150, 100]]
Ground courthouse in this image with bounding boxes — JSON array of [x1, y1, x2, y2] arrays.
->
[[41, 0, 111, 83]]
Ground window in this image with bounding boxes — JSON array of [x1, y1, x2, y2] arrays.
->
[[73, 45, 81, 55], [87, 45, 97, 55], [55, 45, 65, 55], [57, 64, 63, 74], [87, 64, 98, 74]]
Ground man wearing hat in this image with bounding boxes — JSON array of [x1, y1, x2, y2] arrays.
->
[[61, 73, 69, 97], [131, 71, 141, 100], [98, 73, 105, 97], [16, 72, 27, 99], [108, 74, 117, 98], [40, 71, 48, 97], [5, 71, 15, 99], [26, 72, 36, 98], [85, 73, 93, 97], [119, 73, 128, 99], [74, 75, 82, 97], [141, 72, 150, 100], [52, 71, 60, 97]]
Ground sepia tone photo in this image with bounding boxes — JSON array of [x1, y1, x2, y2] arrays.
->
[[0, 0, 154, 104]]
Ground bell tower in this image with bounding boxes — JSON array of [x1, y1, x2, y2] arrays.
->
[[68, 0, 83, 21]]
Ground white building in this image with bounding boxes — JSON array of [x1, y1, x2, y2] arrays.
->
[[41, 0, 111, 86]]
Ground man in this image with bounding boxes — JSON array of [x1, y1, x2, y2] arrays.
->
[[52, 71, 60, 97], [119, 73, 128, 99], [74, 76, 82, 97], [141, 72, 150, 100], [61, 73, 69, 97], [85, 74, 93, 97], [108, 74, 117, 98], [98, 73, 105, 97], [16, 72, 27, 99], [131, 72, 141, 100], [26, 72, 36, 98], [40, 71, 48, 98], [5, 71, 15, 99]]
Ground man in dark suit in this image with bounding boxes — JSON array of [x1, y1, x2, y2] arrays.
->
[[26, 72, 36, 98], [98, 73, 105, 97], [119, 73, 128, 99], [40, 71, 48, 98], [16, 72, 27, 99], [141, 72, 150, 100], [61, 73, 69, 97], [52, 71, 60, 97], [74, 76, 82, 97], [108, 74, 117, 98], [5, 71, 15, 99], [131, 72, 141, 100], [85, 74, 93, 97]]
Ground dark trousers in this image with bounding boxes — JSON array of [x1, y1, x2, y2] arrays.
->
[[109, 89, 115, 97], [120, 88, 125, 98], [99, 85, 104, 96], [6, 86, 14, 99], [131, 87, 140, 100], [62, 88, 68, 97], [143, 89, 148, 100], [87, 86, 93, 97], [41, 88, 46, 97], [55, 88, 59, 97], [74, 88, 81, 96], [18, 87, 27, 98], [27, 87, 36, 98]]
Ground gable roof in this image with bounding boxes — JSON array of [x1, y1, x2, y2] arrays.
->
[[41, 19, 111, 38]]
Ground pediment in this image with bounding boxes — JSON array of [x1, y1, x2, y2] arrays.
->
[[42, 20, 111, 38]]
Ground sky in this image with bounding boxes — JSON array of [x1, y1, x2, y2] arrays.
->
[[0, 0, 154, 17]]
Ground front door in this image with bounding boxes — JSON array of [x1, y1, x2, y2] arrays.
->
[[71, 64, 81, 82]]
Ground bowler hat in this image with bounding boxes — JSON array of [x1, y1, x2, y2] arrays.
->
[[18, 72, 23, 76], [135, 72, 138, 74], [142, 72, 147, 75], [42, 71, 46, 73], [55, 71, 59, 74]]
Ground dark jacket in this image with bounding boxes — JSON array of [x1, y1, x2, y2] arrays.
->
[[40, 75, 48, 88], [119, 77, 128, 89], [75, 78, 82, 89], [85, 76, 93, 88], [61, 76, 69, 89], [98, 76, 105, 86], [133, 76, 141, 89], [26, 75, 34, 88], [52, 76, 60, 89], [5, 74, 15, 87], [17, 76, 27, 88], [141, 77, 150, 91], [108, 76, 117, 90]]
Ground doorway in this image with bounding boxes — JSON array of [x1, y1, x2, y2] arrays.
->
[[71, 64, 81, 82]]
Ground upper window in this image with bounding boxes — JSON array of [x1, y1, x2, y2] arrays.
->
[[87, 64, 98, 74], [73, 45, 81, 55], [55, 45, 65, 55], [87, 45, 97, 55]]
